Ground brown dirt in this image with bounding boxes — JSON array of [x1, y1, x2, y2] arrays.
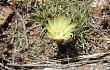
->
[[0, 0, 110, 70]]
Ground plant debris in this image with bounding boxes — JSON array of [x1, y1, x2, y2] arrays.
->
[[0, 0, 110, 70]]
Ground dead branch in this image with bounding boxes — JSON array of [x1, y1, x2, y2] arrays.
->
[[78, 52, 110, 59], [6, 56, 110, 69], [3, 52, 110, 69], [0, 63, 12, 70]]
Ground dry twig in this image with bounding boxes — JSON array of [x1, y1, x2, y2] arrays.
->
[[16, 11, 29, 48], [0, 63, 12, 70]]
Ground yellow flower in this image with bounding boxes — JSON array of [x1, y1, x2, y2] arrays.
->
[[0, 19, 5, 26], [45, 15, 77, 41]]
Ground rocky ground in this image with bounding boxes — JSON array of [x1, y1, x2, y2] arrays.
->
[[0, 0, 110, 70]]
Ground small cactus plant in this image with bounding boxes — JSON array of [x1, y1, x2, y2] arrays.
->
[[45, 15, 77, 41]]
